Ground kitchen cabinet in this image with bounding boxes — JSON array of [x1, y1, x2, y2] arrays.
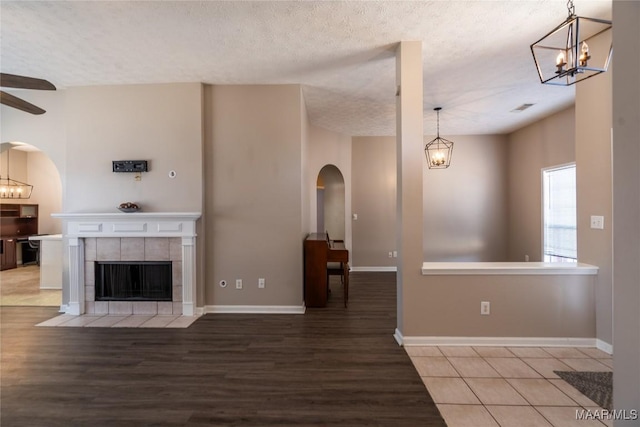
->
[[0, 204, 39, 270], [1, 238, 17, 270], [0, 203, 38, 218]]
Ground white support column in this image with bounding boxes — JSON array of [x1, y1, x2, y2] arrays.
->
[[395, 41, 424, 340], [67, 237, 85, 315], [181, 236, 197, 316]]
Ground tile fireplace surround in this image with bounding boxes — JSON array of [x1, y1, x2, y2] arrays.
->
[[51, 212, 201, 316]]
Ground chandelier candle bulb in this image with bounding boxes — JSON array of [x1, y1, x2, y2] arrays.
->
[[556, 51, 566, 73], [579, 42, 590, 67]]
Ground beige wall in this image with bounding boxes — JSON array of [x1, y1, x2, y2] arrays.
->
[[507, 107, 575, 262], [575, 29, 613, 347], [351, 136, 396, 268], [0, 146, 28, 183], [612, 0, 640, 417], [306, 124, 352, 251], [64, 84, 203, 213], [351, 134, 508, 268], [423, 135, 508, 262], [300, 95, 310, 243], [404, 274, 596, 338], [204, 84, 305, 307]]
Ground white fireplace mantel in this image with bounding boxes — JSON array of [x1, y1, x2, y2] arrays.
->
[[52, 212, 201, 316], [52, 212, 201, 238]]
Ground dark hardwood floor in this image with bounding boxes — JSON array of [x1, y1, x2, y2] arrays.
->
[[1, 272, 446, 426]]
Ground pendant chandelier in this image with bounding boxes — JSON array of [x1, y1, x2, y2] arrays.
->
[[0, 148, 33, 199], [425, 107, 453, 170], [530, 0, 612, 86]]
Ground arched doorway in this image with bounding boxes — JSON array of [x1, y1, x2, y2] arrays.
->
[[317, 165, 345, 240], [0, 141, 63, 307]]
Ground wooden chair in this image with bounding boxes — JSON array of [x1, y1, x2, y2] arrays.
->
[[327, 236, 349, 307]]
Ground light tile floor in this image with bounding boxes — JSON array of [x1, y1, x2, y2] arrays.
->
[[36, 313, 200, 328], [406, 346, 613, 427], [0, 265, 61, 307]]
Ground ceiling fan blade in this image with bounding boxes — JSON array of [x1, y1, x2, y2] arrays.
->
[[0, 90, 46, 115], [0, 73, 56, 90]]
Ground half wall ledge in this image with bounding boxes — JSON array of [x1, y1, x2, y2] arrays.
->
[[422, 262, 598, 276]]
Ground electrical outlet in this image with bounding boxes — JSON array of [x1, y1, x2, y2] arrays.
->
[[258, 278, 265, 289], [590, 215, 604, 230], [235, 279, 242, 289], [393, 251, 398, 258], [388, 251, 393, 258], [481, 301, 491, 315]]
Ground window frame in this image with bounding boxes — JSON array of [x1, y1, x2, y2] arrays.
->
[[541, 162, 577, 263]]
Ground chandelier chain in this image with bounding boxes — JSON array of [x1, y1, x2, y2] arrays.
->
[[566, 0, 575, 17]]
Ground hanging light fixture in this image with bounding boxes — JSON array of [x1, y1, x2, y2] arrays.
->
[[530, 0, 612, 86], [0, 148, 33, 199], [425, 107, 453, 169]]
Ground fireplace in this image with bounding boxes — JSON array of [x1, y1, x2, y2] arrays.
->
[[51, 212, 201, 316], [95, 261, 172, 301]]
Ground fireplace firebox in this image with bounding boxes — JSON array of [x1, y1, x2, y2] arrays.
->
[[95, 261, 172, 301]]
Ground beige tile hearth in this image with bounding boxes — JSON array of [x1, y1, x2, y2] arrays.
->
[[36, 313, 200, 328]]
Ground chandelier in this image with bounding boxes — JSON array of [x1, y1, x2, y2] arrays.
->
[[425, 107, 453, 169], [530, 0, 612, 86], [0, 148, 33, 199]]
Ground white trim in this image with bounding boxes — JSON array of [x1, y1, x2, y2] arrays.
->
[[421, 262, 598, 276], [350, 266, 397, 272], [395, 335, 598, 348], [51, 212, 200, 238], [596, 339, 614, 354], [393, 328, 404, 345], [205, 305, 306, 314], [59, 304, 69, 313], [542, 162, 577, 261]]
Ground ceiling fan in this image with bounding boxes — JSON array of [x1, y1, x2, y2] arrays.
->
[[0, 73, 56, 115]]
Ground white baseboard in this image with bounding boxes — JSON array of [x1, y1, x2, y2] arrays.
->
[[204, 305, 306, 314], [59, 304, 69, 313], [596, 339, 614, 354], [394, 328, 404, 346], [350, 266, 397, 272], [394, 331, 598, 348]]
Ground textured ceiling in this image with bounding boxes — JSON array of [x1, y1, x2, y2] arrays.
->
[[0, 0, 612, 136]]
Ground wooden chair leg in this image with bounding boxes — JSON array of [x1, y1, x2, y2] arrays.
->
[[343, 262, 349, 307]]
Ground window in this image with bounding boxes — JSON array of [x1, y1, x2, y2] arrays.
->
[[543, 164, 577, 262]]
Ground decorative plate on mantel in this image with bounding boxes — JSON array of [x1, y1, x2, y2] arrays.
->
[[118, 202, 140, 213]]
